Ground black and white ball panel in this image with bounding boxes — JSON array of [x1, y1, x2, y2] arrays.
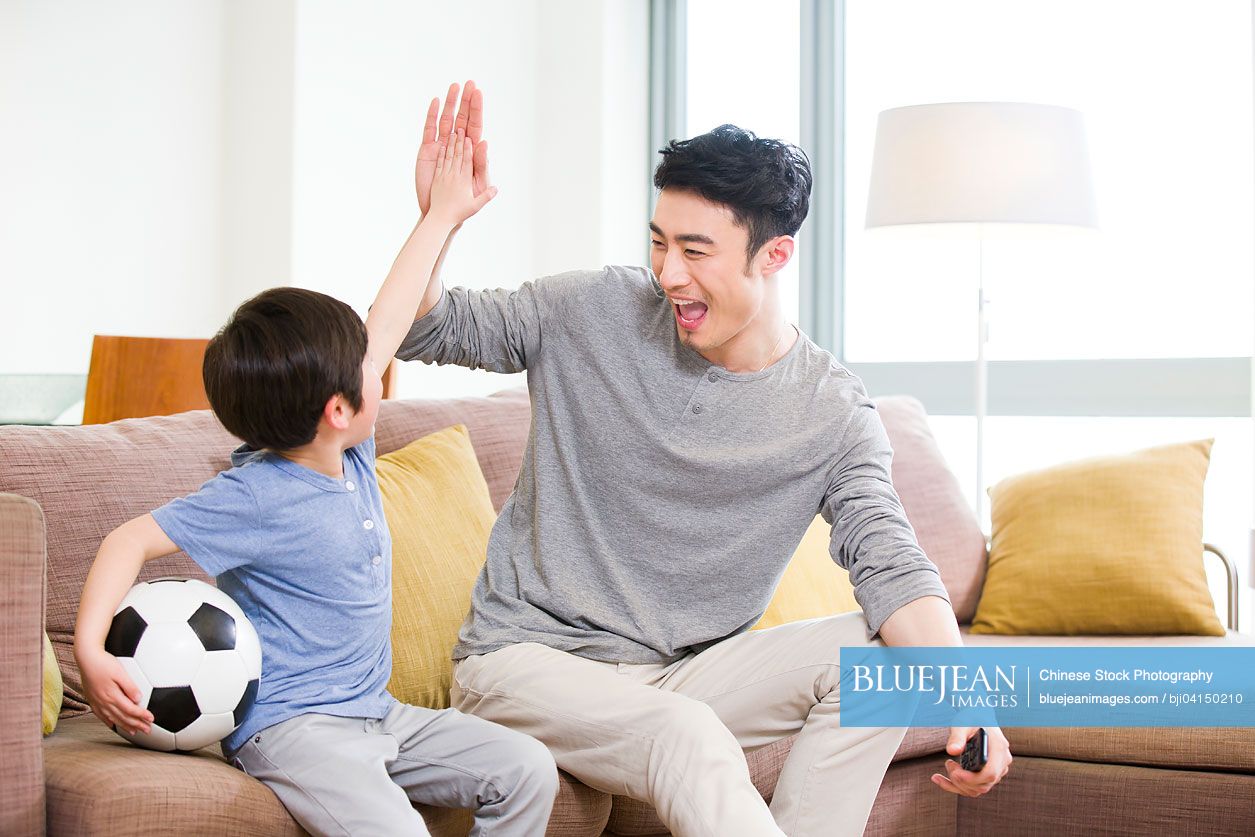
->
[[108, 578, 262, 753], [104, 606, 146, 658], [188, 603, 237, 652]]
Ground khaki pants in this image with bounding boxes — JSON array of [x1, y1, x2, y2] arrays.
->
[[232, 702, 558, 836], [451, 612, 906, 837]]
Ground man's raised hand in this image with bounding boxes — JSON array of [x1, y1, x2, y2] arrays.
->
[[416, 81, 490, 215]]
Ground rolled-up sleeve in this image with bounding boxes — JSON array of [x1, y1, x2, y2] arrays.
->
[[822, 391, 951, 639], [397, 269, 602, 373]]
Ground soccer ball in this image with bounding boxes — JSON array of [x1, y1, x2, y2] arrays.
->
[[104, 577, 261, 752]]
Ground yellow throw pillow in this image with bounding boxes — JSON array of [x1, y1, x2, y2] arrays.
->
[[377, 425, 497, 709], [971, 439, 1224, 636], [753, 515, 861, 631], [42, 631, 63, 735]]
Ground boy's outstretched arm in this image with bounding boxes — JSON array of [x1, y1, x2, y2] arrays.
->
[[74, 514, 180, 735], [365, 130, 496, 374], [411, 81, 490, 325]]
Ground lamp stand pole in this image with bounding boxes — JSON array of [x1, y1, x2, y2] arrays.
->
[[975, 231, 990, 532]]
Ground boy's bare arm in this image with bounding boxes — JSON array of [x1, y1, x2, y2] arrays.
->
[[365, 130, 496, 373], [73, 514, 179, 734], [364, 215, 460, 373], [415, 222, 459, 323]]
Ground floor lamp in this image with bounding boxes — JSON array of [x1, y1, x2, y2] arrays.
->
[[864, 102, 1097, 528]]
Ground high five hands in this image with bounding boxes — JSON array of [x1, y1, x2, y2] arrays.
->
[[416, 81, 493, 217], [427, 119, 497, 227]]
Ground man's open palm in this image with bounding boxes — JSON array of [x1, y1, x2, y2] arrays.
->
[[416, 80, 490, 215]]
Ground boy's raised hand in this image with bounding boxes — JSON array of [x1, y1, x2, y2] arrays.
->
[[427, 130, 498, 227], [79, 646, 153, 735], [416, 81, 491, 216]]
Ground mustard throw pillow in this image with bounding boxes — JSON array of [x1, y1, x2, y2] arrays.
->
[[377, 425, 496, 709], [42, 631, 63, 735], [753, 515, 861, 630], [971, 439, 1224, 636]]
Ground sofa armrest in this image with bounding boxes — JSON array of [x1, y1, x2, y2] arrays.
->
[[0, 493, 48, 836], [1203, 542, 1239, 632]]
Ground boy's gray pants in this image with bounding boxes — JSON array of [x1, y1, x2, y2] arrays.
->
[[230, 702, 559, 836]]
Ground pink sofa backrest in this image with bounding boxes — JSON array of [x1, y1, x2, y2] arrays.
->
[[0, 385, 985, 715], [0, 389, 531, 713], [874, 395, 989, 623]]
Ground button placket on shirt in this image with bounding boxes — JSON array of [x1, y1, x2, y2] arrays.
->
[[680, 368, 721, 426], [347, 478, 384, 589]]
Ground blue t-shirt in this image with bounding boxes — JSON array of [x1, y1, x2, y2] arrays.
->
[[151, 435, 396, 753]]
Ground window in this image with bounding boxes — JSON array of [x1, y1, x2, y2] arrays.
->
[[685, 0, 803, 323], [664, 0, 1255, 627], [842, 0, 1254, 617], [844, 0, 1254, 362]]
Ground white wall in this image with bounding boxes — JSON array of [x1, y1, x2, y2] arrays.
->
[[289, 0, 543, 398], [0, 0, 227, 374], [1, 0, 650, 403], [287, 0, 649, 398], [221, 0, 296, 312]]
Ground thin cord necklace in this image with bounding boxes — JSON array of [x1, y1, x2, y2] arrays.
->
[[757, 322, 797, 373]]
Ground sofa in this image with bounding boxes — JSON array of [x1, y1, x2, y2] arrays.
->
[[3, 387, 1252, 836]]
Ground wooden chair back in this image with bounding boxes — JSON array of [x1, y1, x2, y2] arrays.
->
[[83, 335, 398, 425], [83, 336, 211, 424]]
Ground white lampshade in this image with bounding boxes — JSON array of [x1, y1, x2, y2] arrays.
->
[[865, 102, 1097, 231]]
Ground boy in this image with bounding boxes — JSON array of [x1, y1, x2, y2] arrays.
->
[[73, 102, 558, 835]]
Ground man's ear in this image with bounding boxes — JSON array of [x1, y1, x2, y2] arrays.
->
[[758, 235, 795, 277], [322, 393, 353, 432]]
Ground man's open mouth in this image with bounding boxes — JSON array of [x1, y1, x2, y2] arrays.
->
[[673, 299, 708, 331]]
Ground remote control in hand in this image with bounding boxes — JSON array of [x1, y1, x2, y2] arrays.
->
[[959, 727, 988, 772]]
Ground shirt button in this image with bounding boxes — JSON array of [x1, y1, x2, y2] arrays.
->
[[708, 372, 718, 382], [371, 555, 382, 566], [363, 520, 374, 530], [345, 481, 355, 492], [692, 404, 703, 414]]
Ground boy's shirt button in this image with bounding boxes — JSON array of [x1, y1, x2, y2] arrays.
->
[[372, 555, 382, 566], [345, 481, 356, 491], [363, 519, 374, 530]]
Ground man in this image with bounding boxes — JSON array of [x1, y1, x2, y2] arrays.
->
[[401, 81, 1012, 837]]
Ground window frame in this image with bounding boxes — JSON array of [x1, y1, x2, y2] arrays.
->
[[647, 0, 1252, 420]]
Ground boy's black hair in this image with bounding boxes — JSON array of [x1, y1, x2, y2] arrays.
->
[[653, 124, 813, 262], [203, 287, 368, 451]]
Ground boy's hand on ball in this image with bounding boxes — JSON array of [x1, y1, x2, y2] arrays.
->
[[80, 648, 152, 735]]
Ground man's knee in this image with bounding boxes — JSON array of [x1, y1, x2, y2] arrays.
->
[[653, 699, 740, 759]]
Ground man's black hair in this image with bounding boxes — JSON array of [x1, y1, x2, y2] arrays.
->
[[203, 287, 368, 451], [653, 124, 813, 261]]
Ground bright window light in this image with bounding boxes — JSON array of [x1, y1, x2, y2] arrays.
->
[[845, 0, 1254, 362]]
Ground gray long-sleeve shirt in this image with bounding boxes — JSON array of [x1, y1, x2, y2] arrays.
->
[[397, 265, 951, 664]]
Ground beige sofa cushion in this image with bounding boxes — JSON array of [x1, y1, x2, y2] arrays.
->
[[958, 625, 1255, 649], [1007, 727, 1255, 775], [45, 715, 302, 836], [874, 395, 988, 623], [961, 627, 1255, 774], [951, 756, 1255, 836], [0, 389, 531, 714], [46, 714, 610, 836]]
